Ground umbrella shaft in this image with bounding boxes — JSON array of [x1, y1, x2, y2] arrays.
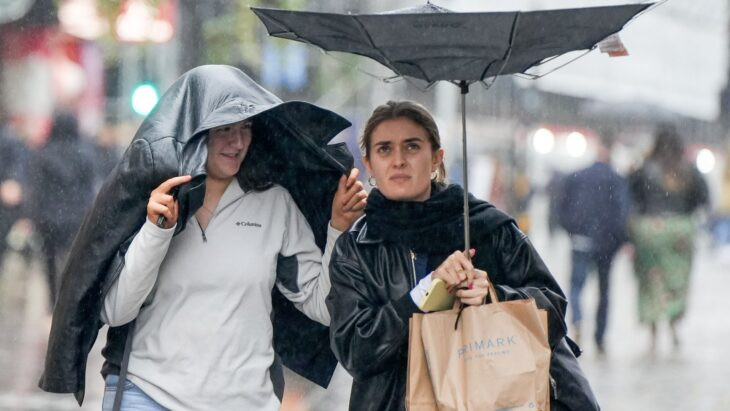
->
[[460, 84, 470, 258]]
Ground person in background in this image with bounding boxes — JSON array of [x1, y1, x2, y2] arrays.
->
[[326, 100, 599, 411], [0, 118, 29, 270], [29, 110, 96, 308], [91, 123, 122, 192], [628, 125, 709, 351], [558, 133, 630, 355]]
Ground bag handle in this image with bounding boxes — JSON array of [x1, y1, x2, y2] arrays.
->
[[452, 269, 500, 330], [484, 269, 500, 304]]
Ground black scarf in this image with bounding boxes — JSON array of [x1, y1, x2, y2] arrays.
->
[[365, 183, 513, 254]]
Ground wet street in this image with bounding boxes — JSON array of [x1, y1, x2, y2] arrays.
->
[[1, 222, 729, 410]]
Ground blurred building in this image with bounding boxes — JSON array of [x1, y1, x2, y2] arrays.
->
[[0, 0, 105, 145]]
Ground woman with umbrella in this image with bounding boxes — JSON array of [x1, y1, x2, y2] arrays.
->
[[38, 65, 366, 410], [326, 100, 599, 410]]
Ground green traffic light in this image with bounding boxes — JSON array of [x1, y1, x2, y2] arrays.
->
[[131, 83, 159, 116]]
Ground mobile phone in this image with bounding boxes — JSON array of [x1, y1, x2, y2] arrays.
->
[[418, 278, 455, 312]]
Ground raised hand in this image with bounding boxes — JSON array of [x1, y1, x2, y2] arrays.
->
[[147, 175, 192, 229], [331, 168, 367, 232]]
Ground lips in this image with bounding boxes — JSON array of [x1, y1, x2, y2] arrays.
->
[[389, 174, 411, 182]]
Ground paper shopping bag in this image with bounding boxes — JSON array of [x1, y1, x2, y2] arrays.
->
[[420, 294, 551, 411], [406, 314, 438, 410]]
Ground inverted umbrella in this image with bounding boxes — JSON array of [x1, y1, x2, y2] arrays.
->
[[252, 2, 652, 252]]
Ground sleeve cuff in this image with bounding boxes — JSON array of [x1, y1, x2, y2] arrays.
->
[[327, 221, 343, 241], [409, 272, 434, 311], [141, 218, 176, 239]]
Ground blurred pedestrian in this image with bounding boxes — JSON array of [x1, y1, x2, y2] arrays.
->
[[0, 118, 30, 270], [558, 134, 630, 355], [547, 169, 567, 237], [29, 110, 96, 308], [711, 142, 730, 262], [91, 124, 122, 192], [327, 100, 599, 411], [39, 65, 366, 410], [628, 126, 709, 351]]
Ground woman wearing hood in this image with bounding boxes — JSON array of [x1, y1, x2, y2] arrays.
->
[[38, 66, 366, 410], [326, 101, 599, 410]]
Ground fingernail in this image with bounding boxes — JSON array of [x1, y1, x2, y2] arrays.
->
[[468, 283, 473, 289]]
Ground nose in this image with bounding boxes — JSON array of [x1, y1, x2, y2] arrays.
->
[[228, 128, 246, 148], [392, 146, 406, 168]]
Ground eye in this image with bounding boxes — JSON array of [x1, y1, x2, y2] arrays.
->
[[375, 145, 391, 155], [405, 142, 421, 152]]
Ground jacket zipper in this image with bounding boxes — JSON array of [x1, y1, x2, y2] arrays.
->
[[409, 249, 417, 288], [196, 218, 208, 242]]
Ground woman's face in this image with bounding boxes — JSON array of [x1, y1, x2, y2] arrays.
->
[[364, 117, 444, 202], [206, 120, 252, 181]]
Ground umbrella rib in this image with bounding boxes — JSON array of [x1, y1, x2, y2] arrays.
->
[[350, 15, 431, 83], [521, 47, 595, 80], [478, 12, 521, 82], [252, 9, 345, 62]]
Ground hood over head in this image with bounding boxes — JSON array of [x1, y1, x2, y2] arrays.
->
[[132, 64, 351, 177]]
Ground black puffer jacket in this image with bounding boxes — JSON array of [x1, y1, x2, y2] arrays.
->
[[38, 65, 353, 404], [327, 184, 599, 410]]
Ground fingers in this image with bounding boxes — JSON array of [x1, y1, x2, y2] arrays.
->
[[346, 167, 360, 188], [155, 175, 192, 194], [330, 169, 368, 231], [434, 250, 475, 288], [343, 189, 367, 211], [336, 168, 359, 197], [148, 201, 175, 223], [339, 176, 366, 207], [147, 175, 189, 228], [337, 174, 347, 193], [471, 269, 487, 282], [456, 277, 490, 305]]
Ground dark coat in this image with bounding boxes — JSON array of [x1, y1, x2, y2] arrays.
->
[[38, 65, 353, 404], [629, 159, 709, 216], [558, 161, 629, 256], [0, 125, 29, 240], [327, 184, 599, 411], [29, 112, 96, 246]]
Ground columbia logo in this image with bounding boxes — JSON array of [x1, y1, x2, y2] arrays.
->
[[236, 221, 262, 228]]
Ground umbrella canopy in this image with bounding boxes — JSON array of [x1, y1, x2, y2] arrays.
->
[[252, 2, 652, 85], [252, 2, 652, 251]]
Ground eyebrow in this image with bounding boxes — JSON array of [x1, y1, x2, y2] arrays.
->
[[373, 136, 425, 146]]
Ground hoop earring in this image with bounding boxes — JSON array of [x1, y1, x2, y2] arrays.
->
[[431, 170, 438, 180], [368, 176, 377, 187]]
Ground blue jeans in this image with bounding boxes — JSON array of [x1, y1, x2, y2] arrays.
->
[[569, 249, 613, 346], [102, 374, 167, 411]]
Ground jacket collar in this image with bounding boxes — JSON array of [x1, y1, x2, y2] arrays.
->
[[354, 219, 384, 244]]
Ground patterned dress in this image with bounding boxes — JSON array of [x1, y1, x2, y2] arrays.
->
[[628, 160, 708, 324]]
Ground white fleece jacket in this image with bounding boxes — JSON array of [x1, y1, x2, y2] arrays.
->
[[101, 181, 340, 411]]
